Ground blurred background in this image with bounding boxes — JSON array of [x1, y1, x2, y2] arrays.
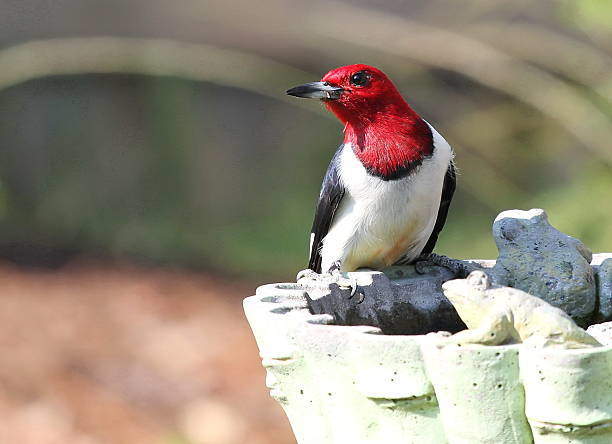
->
[[0, 0, 610, 443]]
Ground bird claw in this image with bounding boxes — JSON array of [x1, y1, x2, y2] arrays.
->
[[334, 273, 356, 291], [296, 268, 320, 282], [418, 253, 481, 278], [414, 258, 434, 275], [337, 277, 365, 304], [328, 261, 365, 304], [296, 262, 365, 304], [344, 285, 365, 304]]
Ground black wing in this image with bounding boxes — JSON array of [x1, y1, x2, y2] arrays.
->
[[420, 162, 456, 256], [308, 147, 346, 273]]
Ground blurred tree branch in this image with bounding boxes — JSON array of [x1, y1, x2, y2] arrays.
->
[[0, 37, 330, 117], [466, 22, 612, 102]]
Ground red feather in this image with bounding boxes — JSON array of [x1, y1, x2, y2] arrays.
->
[[321, 64, 432, 178]]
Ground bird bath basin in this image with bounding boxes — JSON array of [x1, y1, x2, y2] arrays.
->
[[244, 254, 612, 444]]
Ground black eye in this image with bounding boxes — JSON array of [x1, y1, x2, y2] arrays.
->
[[350, 71, 370, 87]]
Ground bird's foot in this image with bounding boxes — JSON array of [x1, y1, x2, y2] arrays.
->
[[415, 253, 481, 278], [328, 261, 365, 304], [414, 256, 436, 275], [296, 268, 320, 282], [296, 263, 365, 303]]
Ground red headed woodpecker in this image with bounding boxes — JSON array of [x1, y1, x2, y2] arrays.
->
[[287, 64, 455, 280]]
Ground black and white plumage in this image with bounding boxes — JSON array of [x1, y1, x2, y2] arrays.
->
[[287, 64, 456, 275], [308, 124, 455, 273]]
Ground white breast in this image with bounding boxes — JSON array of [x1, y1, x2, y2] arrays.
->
[[320, 123, 453, 272]]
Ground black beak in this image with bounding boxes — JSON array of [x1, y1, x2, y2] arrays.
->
[[286, 82, 343, 100]]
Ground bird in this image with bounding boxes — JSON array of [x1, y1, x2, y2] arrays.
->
[[286, 64, 456, 285]]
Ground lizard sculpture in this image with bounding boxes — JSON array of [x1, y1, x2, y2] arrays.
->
[[440, 270, 600, 348]]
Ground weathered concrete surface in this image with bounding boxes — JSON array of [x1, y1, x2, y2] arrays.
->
[[305, 265, 465, 335], [520, 346, 612, 443], [491, 209, 596, 326], [245, 276, 612, 444], [587, 321, 612, 346], [422, 342, 532, 444]]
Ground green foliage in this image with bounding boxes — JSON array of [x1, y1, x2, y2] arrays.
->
[[535, 164, 612, 251], [562, 0, 612, 30]]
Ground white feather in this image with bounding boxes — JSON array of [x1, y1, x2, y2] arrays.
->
[[320, 122, 453, 272]]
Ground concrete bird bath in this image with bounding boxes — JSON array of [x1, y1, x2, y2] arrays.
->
[[244, 210, 612, 444]]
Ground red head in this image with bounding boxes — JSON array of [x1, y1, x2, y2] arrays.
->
[[319, 64, 410, 124], [287, 64, 433, 179]]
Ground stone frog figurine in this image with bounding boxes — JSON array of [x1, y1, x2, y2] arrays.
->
[[490, 208, 596, 326], [440, 270, 601, 349]]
